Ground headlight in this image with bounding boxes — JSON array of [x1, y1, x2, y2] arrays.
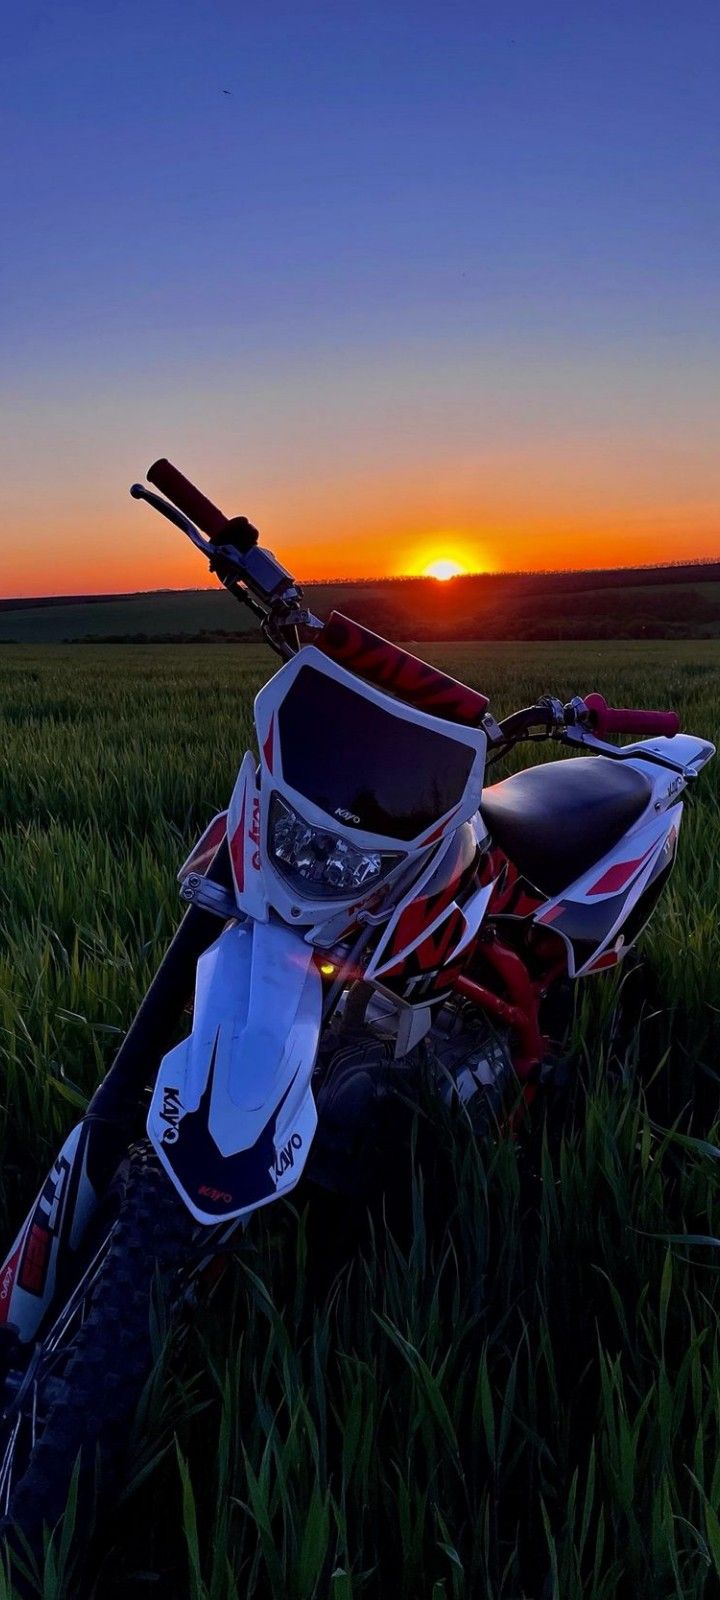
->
[[269, 793, 402, 899]]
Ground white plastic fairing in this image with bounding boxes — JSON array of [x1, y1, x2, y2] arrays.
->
[[251, 645, 486, 928], [147, 921, 322, 1223], [534, 801, 683, 977], [0, 1122, 99, 1343]]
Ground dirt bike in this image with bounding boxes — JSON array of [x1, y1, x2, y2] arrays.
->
[[0, 458, 714, 1567]]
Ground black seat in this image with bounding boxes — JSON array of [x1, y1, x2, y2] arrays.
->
[[480, 756, 652, 898]]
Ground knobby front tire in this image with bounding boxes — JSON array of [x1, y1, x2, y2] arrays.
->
[[0, 1141, 196, 1586]]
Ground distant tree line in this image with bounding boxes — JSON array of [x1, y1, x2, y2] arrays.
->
[[64, 582, 720, 645]]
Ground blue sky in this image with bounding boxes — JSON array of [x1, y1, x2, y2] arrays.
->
[[2, 0, 718, 591]]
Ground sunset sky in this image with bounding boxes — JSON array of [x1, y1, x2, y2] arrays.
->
[[2, 1, 718, 597]]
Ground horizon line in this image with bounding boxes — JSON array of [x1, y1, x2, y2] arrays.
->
[[3, 552, 720, 607]]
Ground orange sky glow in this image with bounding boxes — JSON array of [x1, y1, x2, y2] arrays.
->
[[4, 493, 718, 600], [3, 340, 718, 599]]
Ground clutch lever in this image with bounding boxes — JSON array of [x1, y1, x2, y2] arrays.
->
[[131, 483, 270, 625], [131, 483, 280, 594], [130, 481, 322, 650]]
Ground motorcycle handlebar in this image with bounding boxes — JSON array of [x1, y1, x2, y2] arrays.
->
[[133, 473, 680, 739], [147, 458, 229, 541], [494, 705, 554, 743], [584, 692, 680, 739], [494, 691, 680, 751]]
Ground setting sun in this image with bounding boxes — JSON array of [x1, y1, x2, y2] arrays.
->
[[423, 558, 466, 582]]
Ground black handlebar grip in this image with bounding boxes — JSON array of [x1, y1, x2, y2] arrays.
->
[[147, 459, 229, 540]]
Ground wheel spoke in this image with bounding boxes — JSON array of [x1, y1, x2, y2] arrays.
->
[[0, 1412, 23, 1513], [44, 1234, 113, 1355]]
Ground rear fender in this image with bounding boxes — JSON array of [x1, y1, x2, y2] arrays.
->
[[147, 921, 322, 1223], [535, 806, 682, 976]]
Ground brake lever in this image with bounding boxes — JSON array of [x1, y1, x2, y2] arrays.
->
[[130, 485, 280, 593], [131, 483, 278, 638], [559, 722, 704, 778], [130, 484, 211, 555], [131, 482, 323, 651]]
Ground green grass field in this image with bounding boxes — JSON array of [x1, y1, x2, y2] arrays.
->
[[1, 640, 719, 1598]]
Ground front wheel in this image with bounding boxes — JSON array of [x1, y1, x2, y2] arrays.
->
[[0, 1142, 197, 1585]]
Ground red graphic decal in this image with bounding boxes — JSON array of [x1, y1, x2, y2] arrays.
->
[[190, 844, 217, 875], [383, 885, 458, 965], [485, 852, 545, 919], [418, 807, 461, 847], [318, 612, 489, 725], [230, 790, 246, 892], [387, 899, 440, 957], [587, 846, 654, 897], [0, 1239, 23, 1323], [381, 836, 480, 966], [262, 715, 275, 774], [18, 1224, 51, 1297], [587, 950, 620, 972], [537, 902, 565, 925], [381, 905, 466, 978], [478, 845, 506, 890], [184, 813, 228, 876]]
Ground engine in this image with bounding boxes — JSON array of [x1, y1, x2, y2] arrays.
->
[[428, 1001, 516, 1133], [308, 991, 516, 1197]]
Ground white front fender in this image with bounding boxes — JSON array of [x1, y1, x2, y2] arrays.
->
[[147, 921, 322, 1223]]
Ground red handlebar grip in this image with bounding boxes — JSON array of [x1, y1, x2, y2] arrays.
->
[[147, 459, 228, 540], [585, 692, 680, 739]]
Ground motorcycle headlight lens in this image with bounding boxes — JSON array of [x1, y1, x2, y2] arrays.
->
[[269, 793, 402, 899]]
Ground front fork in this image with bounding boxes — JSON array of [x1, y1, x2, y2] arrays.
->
[[0, 842, 234, 1351]]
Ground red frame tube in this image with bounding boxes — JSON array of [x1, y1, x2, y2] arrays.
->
[[452, 934, 565, 1083]]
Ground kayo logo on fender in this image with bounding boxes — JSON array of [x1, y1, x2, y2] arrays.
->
[[271, 1132, 303, 1184], [160, 1085, 183, 1145]]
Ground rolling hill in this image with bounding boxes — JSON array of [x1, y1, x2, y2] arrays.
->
[[2, 561, 720, 643]]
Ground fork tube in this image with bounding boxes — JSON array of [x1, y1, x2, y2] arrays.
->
[[87, 840, 234, 1127]]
